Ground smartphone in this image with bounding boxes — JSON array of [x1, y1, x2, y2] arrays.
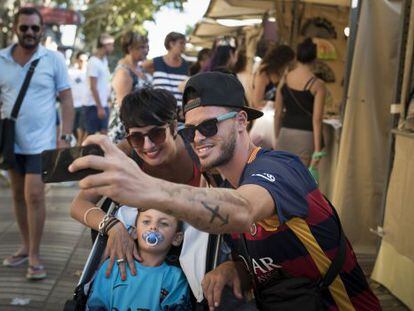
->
[[41, 144, 104, 183]]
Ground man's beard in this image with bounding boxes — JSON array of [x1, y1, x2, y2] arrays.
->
[[18, 33, 41, 50], [202, 127, 237, 170]]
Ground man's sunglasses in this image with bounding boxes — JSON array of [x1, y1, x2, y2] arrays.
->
[[180, 111, 237, 142], [126, 125, 170, 149], [19, 25, 41, 33]]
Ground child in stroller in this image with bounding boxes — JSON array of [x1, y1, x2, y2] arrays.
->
[[87, 206, 191, 310]]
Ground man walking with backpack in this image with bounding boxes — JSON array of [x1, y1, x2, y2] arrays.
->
[[0, 7, 74, 280]]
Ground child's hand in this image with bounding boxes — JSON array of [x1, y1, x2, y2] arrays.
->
[[104, 222, 141, 281]]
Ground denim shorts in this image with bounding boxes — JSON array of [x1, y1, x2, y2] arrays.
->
[[84, 106, 110, 134], [14, 153, 42, 175]]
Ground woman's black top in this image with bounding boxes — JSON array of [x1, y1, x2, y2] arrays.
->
[[281, 76, 316, 131]]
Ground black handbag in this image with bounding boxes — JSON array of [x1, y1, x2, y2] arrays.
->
[[240, 200, 346, 311], [0, 59, 39, 170]]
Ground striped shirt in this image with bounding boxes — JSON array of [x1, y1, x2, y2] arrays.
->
[[152, 56, 188, 107], [226, 148, 381, 311]]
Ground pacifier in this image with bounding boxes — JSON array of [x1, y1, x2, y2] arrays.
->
[[142, 231, 164, 247]]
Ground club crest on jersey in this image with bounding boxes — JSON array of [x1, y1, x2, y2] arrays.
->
[[251, 173, 275, 182], [250, 223, 257, 236]]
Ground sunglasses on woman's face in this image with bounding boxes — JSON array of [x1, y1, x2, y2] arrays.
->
[[126, 125, 169, 149], [180, 111, 238, 143], [19, 25, 41, 33]]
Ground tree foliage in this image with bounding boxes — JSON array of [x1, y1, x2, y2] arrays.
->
[[81, 0, 184, 48]]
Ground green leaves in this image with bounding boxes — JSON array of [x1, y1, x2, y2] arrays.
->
[[81, 0, 184, 46]]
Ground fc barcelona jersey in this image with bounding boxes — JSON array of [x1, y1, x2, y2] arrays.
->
[[226, 148, 380, 311]]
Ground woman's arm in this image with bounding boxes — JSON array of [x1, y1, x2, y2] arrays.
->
[[274, 83, 284, 140], [251, 69, 269, 109], [310, 79, 326, 167], [112, 68, 133, 107], [141, 59, 154, 75], [70, 179, 139, 281]]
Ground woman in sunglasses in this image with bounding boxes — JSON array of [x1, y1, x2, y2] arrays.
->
[[70, 87, 201, 282]]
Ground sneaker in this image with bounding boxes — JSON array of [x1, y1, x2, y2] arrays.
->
[[2, 254, 29, 267], [26, 265, 47, 280]]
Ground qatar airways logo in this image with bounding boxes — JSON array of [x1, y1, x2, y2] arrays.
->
[[251, 173, 276, 182]]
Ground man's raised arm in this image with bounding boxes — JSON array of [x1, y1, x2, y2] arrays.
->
[[69, 134, 275, 234]]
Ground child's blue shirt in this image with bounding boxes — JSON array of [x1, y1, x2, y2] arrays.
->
[[87, 259, 191, 311]]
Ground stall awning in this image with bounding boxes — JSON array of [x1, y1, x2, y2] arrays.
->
[[206, 0, 274, 19], [192, 19, 240, 37]]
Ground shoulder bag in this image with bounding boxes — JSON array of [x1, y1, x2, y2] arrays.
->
[[239, 200, 346, 311], [0, 59, 39, 169]]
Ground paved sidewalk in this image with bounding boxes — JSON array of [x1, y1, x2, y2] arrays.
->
[[0, 186, 90, 311], [0, 184, 410, 310]]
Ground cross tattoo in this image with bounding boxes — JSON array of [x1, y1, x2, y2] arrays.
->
[[201, 201, 229, 226]]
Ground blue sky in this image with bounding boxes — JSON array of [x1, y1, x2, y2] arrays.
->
[[144, 0, 209, 58]]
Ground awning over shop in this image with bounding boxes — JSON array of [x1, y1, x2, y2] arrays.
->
[[205, 0, 274, 19], [192, 19, 240, 37]]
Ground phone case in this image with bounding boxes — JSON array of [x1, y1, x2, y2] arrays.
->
[[41, 144, 104, 183]]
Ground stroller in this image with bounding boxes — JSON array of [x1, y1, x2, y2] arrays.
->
[[64, 197, 223, 311], [63, 197, 119, 311]]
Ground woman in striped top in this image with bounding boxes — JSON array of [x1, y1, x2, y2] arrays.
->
[[143, 32, 189, 120]]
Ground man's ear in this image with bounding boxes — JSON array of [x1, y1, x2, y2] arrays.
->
[[172, 231, 184, 247], [236, 110, 249, 130]]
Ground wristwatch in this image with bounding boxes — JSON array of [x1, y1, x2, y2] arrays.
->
[[60, 134, 75, 144]]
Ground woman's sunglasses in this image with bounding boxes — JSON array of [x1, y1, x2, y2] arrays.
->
[[126, 125, 170, 149], [180, 111, 237, 142], [19, 25, 41, 33]]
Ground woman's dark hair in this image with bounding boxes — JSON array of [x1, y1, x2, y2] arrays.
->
[[232, 49, 247, 74], [15, 7, 43, 25], [121, 31, 148, 55], [120, 88, 177, 130], [75, 51, 87, 59], [297, 38, 317, 63], [189, 48, 211, 76], [260, 45, 295, 76], [209, 45, 236, 72], [164, 32, 186, 50]]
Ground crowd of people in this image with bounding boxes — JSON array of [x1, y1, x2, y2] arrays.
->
[[0, 6, 382, 311]]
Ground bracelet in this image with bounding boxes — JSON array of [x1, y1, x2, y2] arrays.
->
[[83, 207, 102, 227], [312, 151, 327, 160], [105, 218, 121, 234], [98, 215, 121, 236], [98, 215, 111, 235]]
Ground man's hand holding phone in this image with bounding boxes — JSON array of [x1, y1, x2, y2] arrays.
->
[[41, 144, 104, 183], [68, 134, 154, 208]]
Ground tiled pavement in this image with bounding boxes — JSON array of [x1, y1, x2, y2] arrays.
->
[[0, 184, 410, 310]]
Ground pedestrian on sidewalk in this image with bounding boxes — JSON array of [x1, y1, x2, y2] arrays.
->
[[84, 33, 114, 136], [143, 32, 188, 121], [0, 7, 74, 280], [68, 51, 89, 145]]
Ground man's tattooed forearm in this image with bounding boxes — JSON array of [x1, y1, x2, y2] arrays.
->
[[201, 201, 229, 226]]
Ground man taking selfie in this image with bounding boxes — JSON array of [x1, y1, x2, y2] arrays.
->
[[0, 7, 74, 280], [70, 72, 379, 310]]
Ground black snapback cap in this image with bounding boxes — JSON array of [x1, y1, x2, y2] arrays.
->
[[183, 72, 263, 121]]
